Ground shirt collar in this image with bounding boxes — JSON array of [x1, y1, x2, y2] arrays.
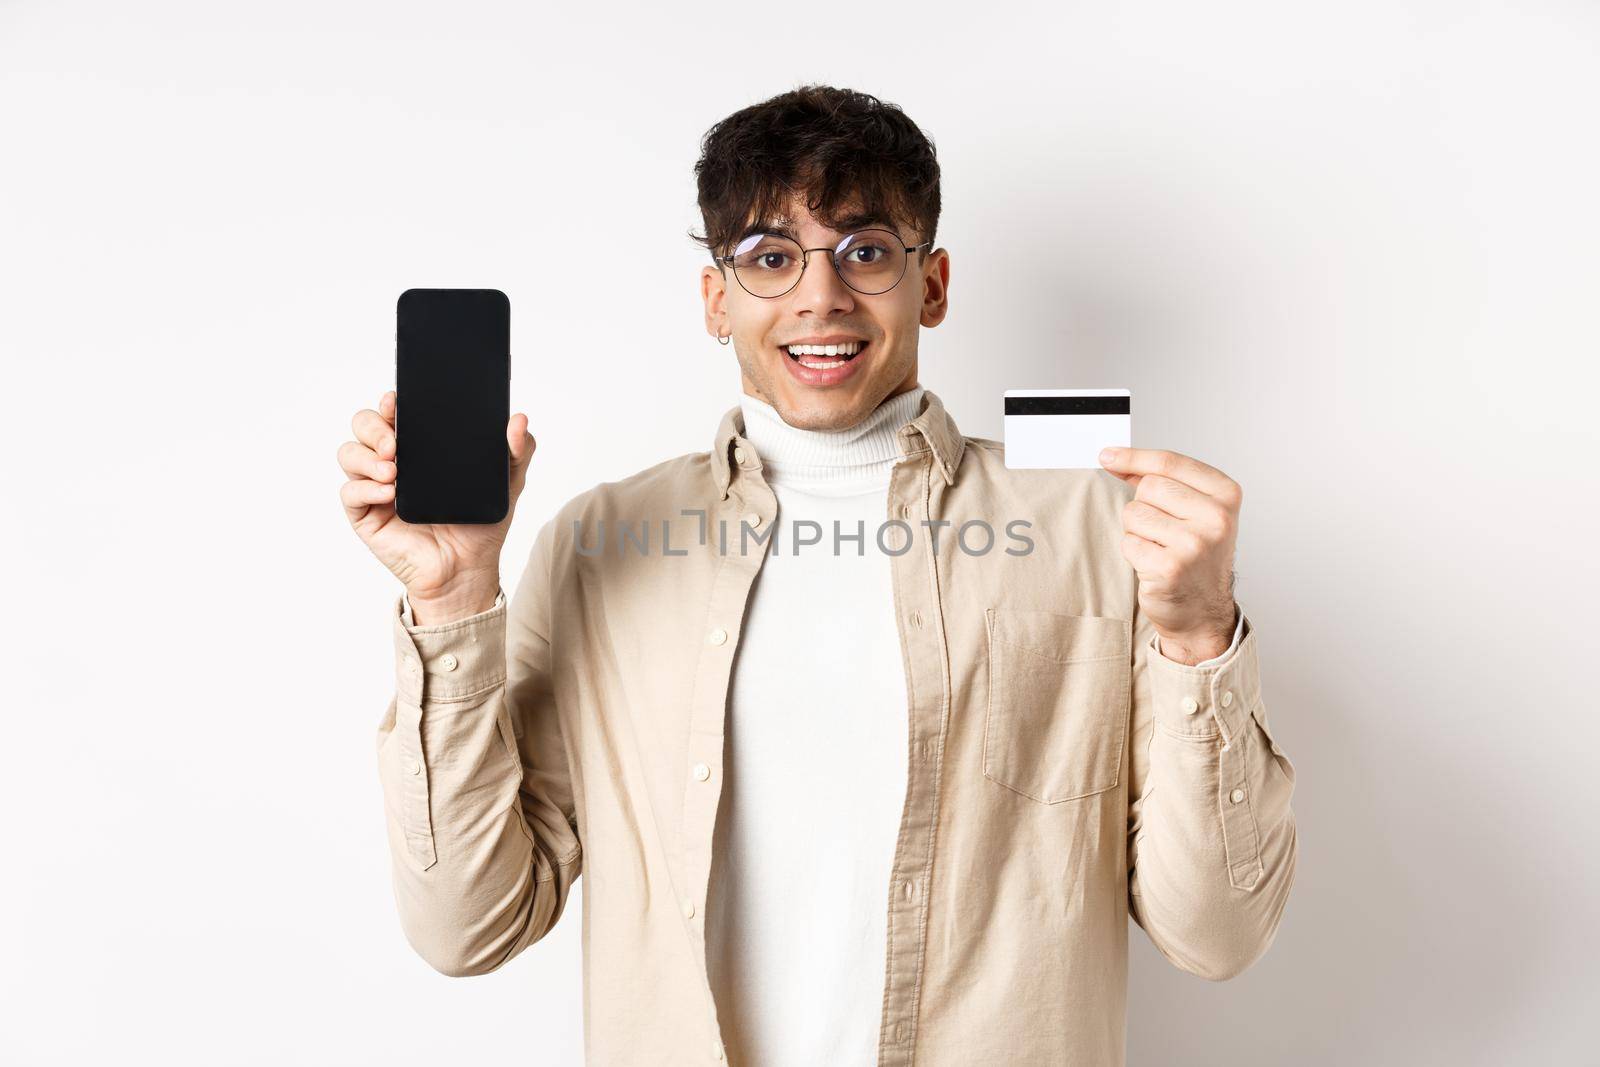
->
[[711, 387, 966, 500]]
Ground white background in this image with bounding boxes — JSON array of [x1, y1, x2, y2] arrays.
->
[[4, 1, 1596, 1064]]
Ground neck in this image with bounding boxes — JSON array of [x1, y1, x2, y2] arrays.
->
[[738, 387, 927, 496]]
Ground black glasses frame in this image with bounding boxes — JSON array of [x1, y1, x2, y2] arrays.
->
[[714, 227, 933, 299]]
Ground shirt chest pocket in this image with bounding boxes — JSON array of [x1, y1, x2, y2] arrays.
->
[[982, 609, 1132, 804]]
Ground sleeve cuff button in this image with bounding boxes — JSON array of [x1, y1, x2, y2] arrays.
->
[[1181, 696, 1200, 715]]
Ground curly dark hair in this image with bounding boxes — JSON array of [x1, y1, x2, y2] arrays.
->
[[688, 84, 941, 270]]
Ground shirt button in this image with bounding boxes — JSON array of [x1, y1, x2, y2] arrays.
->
[[682, 899, 695, 918], [404, 758, 421, 775], [902, 881, 914, 901], [895, 1021, 908, 1042], [1221, 690, 1234, 707], [1230, 788, 1245, 803], [742, 511, 761, 527], [1181, 696, 1200, 715], [693, 762, 711, 782], [901, 503, 912, 518], [733, 446, 747, 464], [909, 611, 922, 627], [708, 627, 728, 645], [439, 653, 458, 672]]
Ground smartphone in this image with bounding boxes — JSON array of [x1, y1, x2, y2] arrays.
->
[[394, 288, 511, 524]]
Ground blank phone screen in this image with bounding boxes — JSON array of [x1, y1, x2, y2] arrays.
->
[[394, 288, 510, 525]]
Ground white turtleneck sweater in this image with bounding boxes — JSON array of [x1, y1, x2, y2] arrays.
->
[[703, 385, 926, 1067]]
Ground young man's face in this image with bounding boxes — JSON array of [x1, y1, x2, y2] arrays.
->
[[701, 193, 950, 431]]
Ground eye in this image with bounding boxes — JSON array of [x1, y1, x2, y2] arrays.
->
[[845, 243, 890, 264], [731, 234, 800, 272]]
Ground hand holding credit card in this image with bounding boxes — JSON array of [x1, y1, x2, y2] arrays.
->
[[1004, 389, 1131, 469]]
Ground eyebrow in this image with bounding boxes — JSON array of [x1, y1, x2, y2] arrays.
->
[[744, 213, 895, 241]]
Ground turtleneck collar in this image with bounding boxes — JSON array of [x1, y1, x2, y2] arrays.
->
[[737, 386, 927, 496]]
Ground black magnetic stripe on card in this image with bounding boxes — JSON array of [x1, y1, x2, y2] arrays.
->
[[1005, 395, 1130, 416]]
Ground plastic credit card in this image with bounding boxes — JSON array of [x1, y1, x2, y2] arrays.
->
[[1003, 389, 1132, 469]]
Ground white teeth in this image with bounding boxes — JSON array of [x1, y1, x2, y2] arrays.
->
[[799, 359, 848, 369], [786, 341, 862, 357]]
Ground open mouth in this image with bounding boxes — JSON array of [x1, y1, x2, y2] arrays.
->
[[784, 340, 868, 369]]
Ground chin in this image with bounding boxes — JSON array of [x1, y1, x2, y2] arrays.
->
[[775, 389, 876, 430]]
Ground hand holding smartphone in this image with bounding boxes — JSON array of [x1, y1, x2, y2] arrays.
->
[[337, 288, 536, 624]]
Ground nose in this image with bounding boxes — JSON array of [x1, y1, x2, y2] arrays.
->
[[789, 247, 857, 317]]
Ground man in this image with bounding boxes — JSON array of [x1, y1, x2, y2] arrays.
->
[[339, 84, 1297, 1066]]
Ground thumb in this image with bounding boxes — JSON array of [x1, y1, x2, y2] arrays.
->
[[508, 413, 536, 476]]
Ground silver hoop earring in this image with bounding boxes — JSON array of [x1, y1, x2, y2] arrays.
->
[[717, 331, 731, 346]]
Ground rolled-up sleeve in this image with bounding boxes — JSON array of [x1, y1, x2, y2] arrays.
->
[[1126, 602, 1298, 981], [374, 517, 583, 977]]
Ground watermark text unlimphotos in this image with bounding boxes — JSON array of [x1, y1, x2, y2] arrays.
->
[[571, 511, 1036, 557]]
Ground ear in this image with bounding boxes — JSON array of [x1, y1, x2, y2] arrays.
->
[[919, 248, 950, 328], [701, 264, 729, 339]]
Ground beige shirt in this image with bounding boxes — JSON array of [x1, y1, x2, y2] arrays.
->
[[375, 387, 1298, 1066]]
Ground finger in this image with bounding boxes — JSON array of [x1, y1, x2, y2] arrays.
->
[[508, 412, 540, 489], [337, 439, 393, 483], [1119, 531, 1167, 575], [376, 392, 396, 457], [1100, 447, 1233, 499], [1100, 463, 1139, 486], [509, 413, 536, 473], [352, 406, 396, 458], [1123, 499, 1185, 548], [341, 474, 396, 522], [1133, 473, 1211, 521]]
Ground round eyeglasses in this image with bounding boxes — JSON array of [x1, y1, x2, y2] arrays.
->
[[715, 227, 932, 299]]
